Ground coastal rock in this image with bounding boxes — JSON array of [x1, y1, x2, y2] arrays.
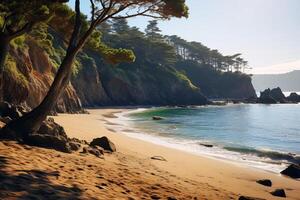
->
[[90, 137, 116, 152], [25, 134, 71, 153], [258, 87, 287, 104], [82, 146, 104, 157], [280, 164, 300, 179], [287, 92, 300, 103], [152, 116, 164, 120], [199, 143, 213, 148], [238, 196, 265, 200], [258, 89, 277, 104], [151, 156, 167, 161], [270, 189, 286, 198], [256, 179, 272, 187], [24, 118, 71, 153], [269, 87, 286, 102], [69, 142, 81, 151]]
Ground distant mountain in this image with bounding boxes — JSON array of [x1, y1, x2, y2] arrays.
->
[[252, 70, 300, 92]]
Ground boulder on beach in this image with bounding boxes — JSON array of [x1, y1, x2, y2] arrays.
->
[[256, 179, 272, 187], [24, 118, 71, 153], [270, 189, 286, 198], [152, 116, 164, 120], [90, 136, 116, 152], [280, 164, 300, 179]]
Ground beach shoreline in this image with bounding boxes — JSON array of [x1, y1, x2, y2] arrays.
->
[[1, 108, 299, 199], [52, 108, 300, 199]]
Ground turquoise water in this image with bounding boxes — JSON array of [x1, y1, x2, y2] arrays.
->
[[126, 104, 300, 167]]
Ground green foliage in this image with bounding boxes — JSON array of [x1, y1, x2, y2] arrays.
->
[[87, 30, 135, 65], [10, 35, 26, 49], [145, 20, 162, 40], [4, 55, 28, 87]]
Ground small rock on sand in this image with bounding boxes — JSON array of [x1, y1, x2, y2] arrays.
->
[[270, 189, 286, 198], [90, 137, 116, 152], [256, 179, 272, 187], [151, 156, 167, 161], [82, 146, 104, 158]]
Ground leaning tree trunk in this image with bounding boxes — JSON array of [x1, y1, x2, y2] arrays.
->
[[4, 49, 78, 136], [0, 34, 10, 102]]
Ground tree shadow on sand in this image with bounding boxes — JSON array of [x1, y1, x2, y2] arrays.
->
[[0, 155, 83, 200]]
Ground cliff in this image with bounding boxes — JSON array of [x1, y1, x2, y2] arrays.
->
[[1, 24, 256, 112], [1, 35, 208, 112], [3, 38, 82, 113], [175, 60, 257, 99]]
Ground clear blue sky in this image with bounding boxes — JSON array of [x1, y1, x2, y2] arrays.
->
[[68, 0, 300, 74]]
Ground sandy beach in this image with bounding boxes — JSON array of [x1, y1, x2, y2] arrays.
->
[[0, 108, 299, 199]]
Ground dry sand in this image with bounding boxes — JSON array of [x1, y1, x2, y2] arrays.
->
[[0, 108, 299, 200]]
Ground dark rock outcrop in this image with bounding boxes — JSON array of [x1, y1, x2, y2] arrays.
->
[[90, 137, 116, 152], [287, 92, 300, 103], [24, 118, 71, 153], [270, 189, 286, 198], [258, 87, 286, 104], [280, 164, 300, 179], [256, 179, 272, 187]]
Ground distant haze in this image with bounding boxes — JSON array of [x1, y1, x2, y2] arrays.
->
[[252, 70, 300, 92]]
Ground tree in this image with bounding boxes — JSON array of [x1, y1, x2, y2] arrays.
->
[[145, 20, 162, 40], [111, 18, 130, 34], [3, 0, 189, 137], [0, 0, 68, 100]]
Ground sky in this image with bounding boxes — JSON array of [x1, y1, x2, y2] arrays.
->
[[68, 0, 300, 74]]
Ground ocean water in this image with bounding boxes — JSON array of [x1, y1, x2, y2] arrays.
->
[[110, 104, 300, 173]]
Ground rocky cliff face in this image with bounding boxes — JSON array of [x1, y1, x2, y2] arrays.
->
[[2, 39, 82, 113], [73, 52, 208, 106], [2, 38, 208, 112], [2, 34, 256, 112]]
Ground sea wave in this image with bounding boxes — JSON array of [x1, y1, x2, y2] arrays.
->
[[224, 146, 300, 165]]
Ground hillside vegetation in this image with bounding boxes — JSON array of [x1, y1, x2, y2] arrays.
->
[[1, 5, 256, 112]]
